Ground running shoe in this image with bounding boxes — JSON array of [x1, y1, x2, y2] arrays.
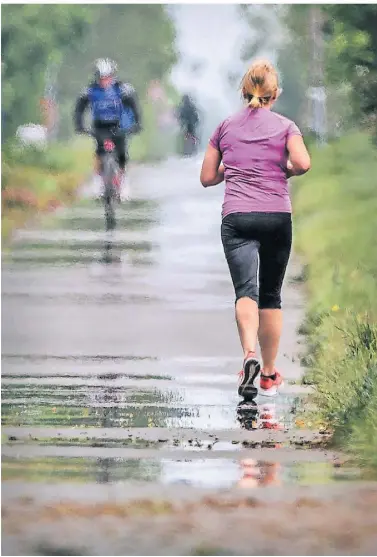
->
[[259, 369, 284, 397], [238, 351, 260, 399]]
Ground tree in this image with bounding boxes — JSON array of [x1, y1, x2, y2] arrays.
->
[[274, 6, 311, 127], [1, 5, 93, 140], [324, 5, 377, 139]]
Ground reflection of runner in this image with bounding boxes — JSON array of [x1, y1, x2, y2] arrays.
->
[[259, 462, 281, 487], [237, 400, 258, 430], [238, 459, 260, 488], [238, 459, 281, 489], [259, 403, 284, 430], [236, 400, 284, 430]]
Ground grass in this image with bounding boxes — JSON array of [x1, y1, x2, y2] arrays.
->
[[293, 132, 377, 466], [1, 138, 92, 244]]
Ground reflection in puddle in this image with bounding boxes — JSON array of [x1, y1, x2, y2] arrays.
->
[[2, 401, 239, 430], [238, 460, 281, 488], [3, 373, 303, 431], [60, 214, 158, 233], [237, 400, 258, 430], [237, 400, 289, 432], [2, 397, 299, 431], [2, 456, 365, 489], [259, 403, 285, 431], [6, 197, 160, 269]]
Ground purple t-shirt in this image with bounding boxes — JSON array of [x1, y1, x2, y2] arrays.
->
[[209, 107, 302, 217]]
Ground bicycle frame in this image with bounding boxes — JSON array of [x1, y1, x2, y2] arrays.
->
[[100, 138, 119, 231]]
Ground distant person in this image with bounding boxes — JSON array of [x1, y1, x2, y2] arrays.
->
[[74, 58, 142, 201], [200, 60, 311, 399], [176, 94, 200, 155]]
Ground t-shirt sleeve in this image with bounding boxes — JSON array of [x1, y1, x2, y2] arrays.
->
[[209, 122, 222, 150], [287, 121, 302, 139]]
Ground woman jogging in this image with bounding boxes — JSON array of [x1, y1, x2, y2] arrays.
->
[[200, 60, 311, 398]]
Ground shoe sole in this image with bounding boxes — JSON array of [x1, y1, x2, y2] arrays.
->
[[259, 380, 284, 398], [238, 357, 260, 399]]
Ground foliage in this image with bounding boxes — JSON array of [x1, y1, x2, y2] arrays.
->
[[293, 133, 377, 465], [1, 4, 93, 140]]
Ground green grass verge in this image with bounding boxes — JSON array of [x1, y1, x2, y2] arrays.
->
[[2, 138, 91, 243], [2, 102, 177, 243], [293, 132, 377, 466]]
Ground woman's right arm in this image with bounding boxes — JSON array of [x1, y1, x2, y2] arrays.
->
[[286, 135, 311, 177]]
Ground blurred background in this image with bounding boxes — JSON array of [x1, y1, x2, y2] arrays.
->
[[2, 4, 377, 181], [3, 4, 377, 148]]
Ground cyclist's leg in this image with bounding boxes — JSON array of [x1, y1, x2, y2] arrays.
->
[[115, 134, 130, 200], [95, 137, 102, 170], [258, 213, 292, 375], [94, 135, 105, 197], [186, 121, 198, 154]]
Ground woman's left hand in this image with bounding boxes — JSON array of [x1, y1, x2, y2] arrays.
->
[[201, 145, 224, 187]]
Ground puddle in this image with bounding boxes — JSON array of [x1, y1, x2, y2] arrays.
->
[[2, 373, 171, 381], [2, 354, 159, 362], [2, 363, 306, 432], [2, 395, 304, 431], [1, 456, 366, 489], [2, 401, 249, 430], [59, 215, 158, 232]]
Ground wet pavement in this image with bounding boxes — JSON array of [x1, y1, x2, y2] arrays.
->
[[2, 156, 377, 555]]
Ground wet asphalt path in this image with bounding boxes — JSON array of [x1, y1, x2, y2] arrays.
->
[[4, 156, 374, 555]]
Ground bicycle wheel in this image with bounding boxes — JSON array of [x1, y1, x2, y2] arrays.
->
[[183, 133, 195, 157], [102, 155, 117, 232]]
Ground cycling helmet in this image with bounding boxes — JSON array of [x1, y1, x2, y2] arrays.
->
[[94, 58, 117, 80]]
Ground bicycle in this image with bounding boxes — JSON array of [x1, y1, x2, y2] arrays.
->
[[177, 126, 198, 158], [88, 129, 124, 232], [183, 131, 198, 157]]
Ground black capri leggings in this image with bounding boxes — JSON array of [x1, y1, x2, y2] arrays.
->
[[221, 212, 292, 309], [94, 127, 129, 169]]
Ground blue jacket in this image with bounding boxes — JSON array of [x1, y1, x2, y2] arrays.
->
[[74, 81, 141, 132]]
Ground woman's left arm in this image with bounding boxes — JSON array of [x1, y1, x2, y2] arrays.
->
[[200, 144, 225, 187]]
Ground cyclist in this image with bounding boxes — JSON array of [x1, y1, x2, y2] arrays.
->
[[74, 58, 142, 200], [200, 60, 311, 399], [176, 94, 200, 154]]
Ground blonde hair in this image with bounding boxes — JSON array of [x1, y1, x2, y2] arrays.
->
[[240, 59, 279, 109]]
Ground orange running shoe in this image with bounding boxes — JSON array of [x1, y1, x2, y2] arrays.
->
[[259, 369, 284, 397]]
